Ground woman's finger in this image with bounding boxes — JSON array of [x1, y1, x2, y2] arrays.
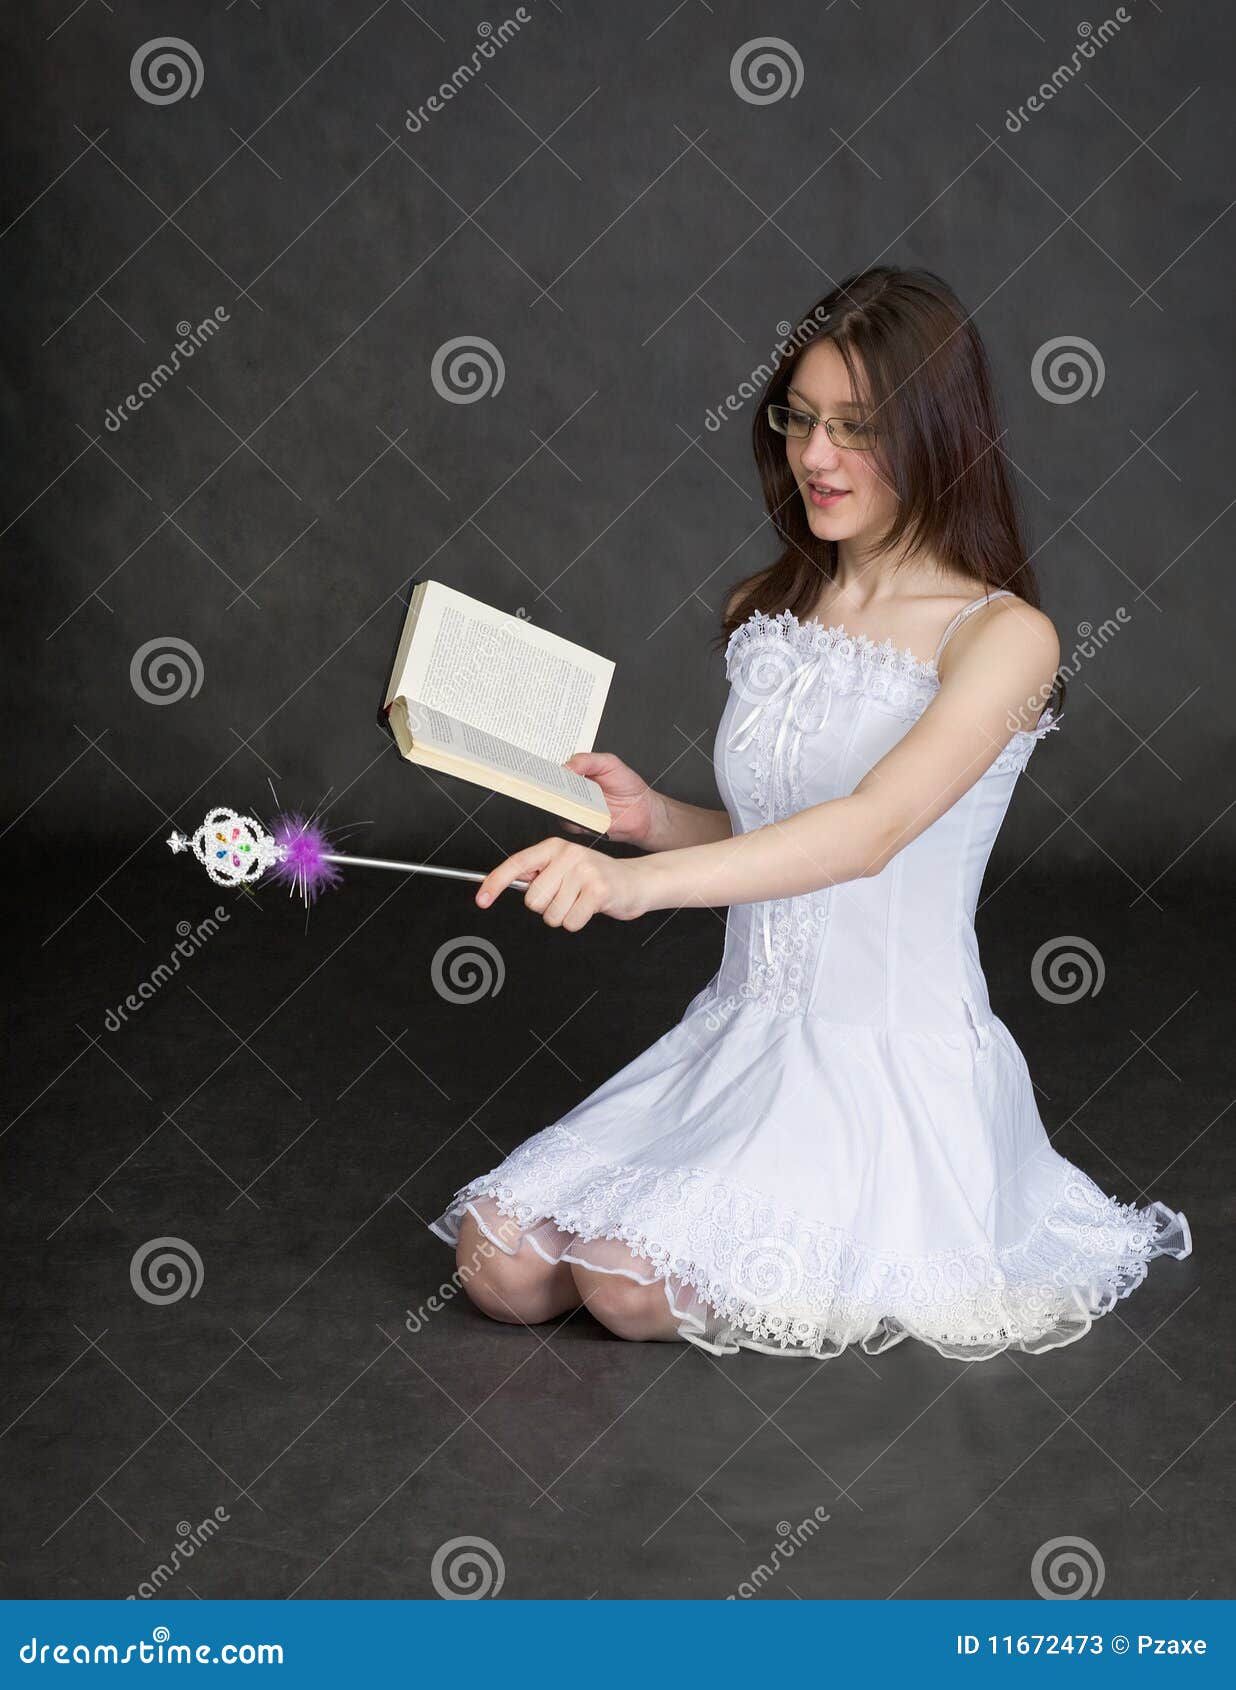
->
[[541, 869, 583, 928], [523, 858, 566, 915], [561, 887, 596, 932], [476, 840, 557, 907]]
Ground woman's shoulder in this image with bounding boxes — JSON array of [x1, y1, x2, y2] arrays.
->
[[974, 592, 1059, 667], [937, 587, 1057, 658], [941, 591, 1062, 729]]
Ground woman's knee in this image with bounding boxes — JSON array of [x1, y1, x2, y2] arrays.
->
[[570, 1264, 676, 1341], [454, 1213, 576, 1325]]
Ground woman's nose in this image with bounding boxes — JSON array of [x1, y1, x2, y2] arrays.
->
[[801, 431, 842, 473]]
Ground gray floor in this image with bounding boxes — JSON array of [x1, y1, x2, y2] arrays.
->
[[1, 855, 1226, 1600]]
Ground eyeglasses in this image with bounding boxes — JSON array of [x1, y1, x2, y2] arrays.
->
[[767, 404, 878, 451]]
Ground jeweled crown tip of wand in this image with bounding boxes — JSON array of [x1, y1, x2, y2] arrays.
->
[[167, 803, 530, 905], [166, 805, 336, 902]]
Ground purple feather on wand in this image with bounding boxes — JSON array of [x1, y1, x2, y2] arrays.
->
[[271, 815, 343, 904]]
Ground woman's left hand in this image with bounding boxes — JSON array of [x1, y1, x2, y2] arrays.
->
[[476, 838, 648, 929]]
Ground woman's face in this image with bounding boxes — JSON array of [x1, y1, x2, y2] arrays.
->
[[782, 337, 897, 549]]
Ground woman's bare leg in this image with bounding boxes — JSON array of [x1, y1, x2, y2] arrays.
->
[[455, 1210, 582, 1325], [569, 1262, 683, 1341]]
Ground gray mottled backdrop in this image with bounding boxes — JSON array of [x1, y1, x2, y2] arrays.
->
[[5, 0, 1234, 880], [2, 0, 1232, 1606]]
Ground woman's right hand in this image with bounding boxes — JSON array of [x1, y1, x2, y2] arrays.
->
[[561, 751, 664, 848]]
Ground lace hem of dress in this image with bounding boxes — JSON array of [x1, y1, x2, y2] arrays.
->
[[429, 1139, 1191, 1362], [724, 608, 1061, 776]]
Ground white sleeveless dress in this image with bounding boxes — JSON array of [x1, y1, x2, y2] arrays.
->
[[429, 592, 1192, 1360]]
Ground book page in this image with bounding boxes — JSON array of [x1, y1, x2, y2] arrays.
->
[[389, 582, 614, 763], [407, 703, 606, 807]]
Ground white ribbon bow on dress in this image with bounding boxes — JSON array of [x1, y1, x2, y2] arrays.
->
[[727, 653, 833, 967]]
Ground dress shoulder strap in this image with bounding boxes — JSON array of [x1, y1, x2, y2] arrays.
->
[[932, 588, 1015, 665]]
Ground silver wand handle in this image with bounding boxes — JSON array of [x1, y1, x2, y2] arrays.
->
[[324, 853, 530, 891]]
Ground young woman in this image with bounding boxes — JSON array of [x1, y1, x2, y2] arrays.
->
[[429, 266, 1191, 1361]]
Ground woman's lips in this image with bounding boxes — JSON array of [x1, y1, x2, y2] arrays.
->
[[807, 483, 849, 508]]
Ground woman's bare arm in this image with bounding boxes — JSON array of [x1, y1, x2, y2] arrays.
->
[[640, 790, 733, 851]]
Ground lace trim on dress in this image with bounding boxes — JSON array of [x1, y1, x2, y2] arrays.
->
[[433, 1124, 1191, 1361], [725, 609, 941, 714], [723, 608, 1061, 777]]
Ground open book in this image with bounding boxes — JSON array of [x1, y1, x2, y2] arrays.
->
[[383, 581, 615, 832]]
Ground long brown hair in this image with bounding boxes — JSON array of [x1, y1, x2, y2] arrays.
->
[[721, 266, 1043, 643]]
